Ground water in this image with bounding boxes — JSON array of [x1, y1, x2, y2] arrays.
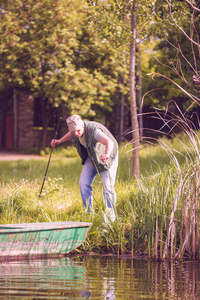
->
[[0, 255, 199, 299]]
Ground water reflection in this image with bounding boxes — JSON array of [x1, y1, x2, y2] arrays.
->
[[0, 257, 85, 299], [0, 256, 199, 299]]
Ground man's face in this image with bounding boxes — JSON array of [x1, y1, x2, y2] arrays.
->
[[72, 126, 85, 138]]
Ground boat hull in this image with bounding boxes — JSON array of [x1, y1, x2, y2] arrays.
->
[[0, 221, 92, 259]]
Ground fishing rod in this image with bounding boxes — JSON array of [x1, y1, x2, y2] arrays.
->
[[38, 116, 62, 198]]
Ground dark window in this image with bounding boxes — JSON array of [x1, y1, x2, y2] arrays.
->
[[33, 98, 42, 127], [33, 98, 57, 128]]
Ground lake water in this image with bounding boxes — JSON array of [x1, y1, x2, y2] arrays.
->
[[0, 255, 199, 299]]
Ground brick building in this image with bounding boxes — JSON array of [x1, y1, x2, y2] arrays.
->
[[0, 89, 68, 151]]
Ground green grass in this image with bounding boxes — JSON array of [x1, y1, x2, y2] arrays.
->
[[0, 130, 200, 260]]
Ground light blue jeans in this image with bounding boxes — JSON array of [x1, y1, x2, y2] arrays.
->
[[79, 153, 118, 215]]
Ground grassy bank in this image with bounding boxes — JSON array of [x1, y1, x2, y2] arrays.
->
[[0, 130, 200, 260]]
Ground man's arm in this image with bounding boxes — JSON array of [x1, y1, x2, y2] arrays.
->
[[100, 136, 114, 162], [50, 131, 72, 147]]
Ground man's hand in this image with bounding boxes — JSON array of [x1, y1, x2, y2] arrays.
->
[[100, 153, 109, 162], [50, 139, 60, 147]]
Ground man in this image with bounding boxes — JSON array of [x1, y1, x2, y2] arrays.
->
[[51, 115, 118, 221]]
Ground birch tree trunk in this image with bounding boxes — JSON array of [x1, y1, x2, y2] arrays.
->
[[138, 43, 143, 138], [120, 92, 125, 144], [130, 4, 140, 178]]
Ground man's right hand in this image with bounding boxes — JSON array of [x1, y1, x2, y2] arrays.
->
[[50, 139, 60, 147]]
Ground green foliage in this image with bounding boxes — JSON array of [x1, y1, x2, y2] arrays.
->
[[0, 0, 79, 97], [87, 0, 157, 46], [0, 0, 125, 119]]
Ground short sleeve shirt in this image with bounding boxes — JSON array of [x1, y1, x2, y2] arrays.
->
[[79, 128, 106, 148]]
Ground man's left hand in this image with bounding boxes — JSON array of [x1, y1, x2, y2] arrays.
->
[[100, 154, 109, 162]]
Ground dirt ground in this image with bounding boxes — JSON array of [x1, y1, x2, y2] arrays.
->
[[0, 151, 43, 161]]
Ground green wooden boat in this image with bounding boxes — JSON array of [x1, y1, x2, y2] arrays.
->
[[0, 221, 92, 260]]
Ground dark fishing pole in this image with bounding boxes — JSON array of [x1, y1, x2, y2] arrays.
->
[[38, 116, 62, 198]]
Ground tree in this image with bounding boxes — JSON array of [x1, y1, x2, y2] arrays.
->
[[130, 3, 139, 177], [0, 0, 80, 147], [86, 0, 157, 178], [0, 0, 123, 148], [145, 0, 200, 114], [66, 26, 125, 120]]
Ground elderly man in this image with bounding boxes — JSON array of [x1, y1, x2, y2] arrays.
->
[[51, 115, 118, 221]]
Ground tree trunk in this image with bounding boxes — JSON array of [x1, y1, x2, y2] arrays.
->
[[138, 43, 143, 138], [130, 4, 140, 178], [120, 92, 125, 143], [41, 97, 48, 150], [119, 76, 125, 144], [119, 50, 127, 144]]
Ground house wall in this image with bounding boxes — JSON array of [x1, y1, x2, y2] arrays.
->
[[16, 90, 55, 150], [17, 90, 35, 149]]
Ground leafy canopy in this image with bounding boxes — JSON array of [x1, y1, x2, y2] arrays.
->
[[0, 0, 124, 117]]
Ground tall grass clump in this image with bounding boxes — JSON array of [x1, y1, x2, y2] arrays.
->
[[116, 112, 200, 260], [154, 113, 200, 260], [92, 111, 200, 260]]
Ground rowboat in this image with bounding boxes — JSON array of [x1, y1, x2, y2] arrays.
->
[[0, 221, 92, 260]]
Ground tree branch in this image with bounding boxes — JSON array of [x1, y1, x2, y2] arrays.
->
[[166, 0, 200, 48], [184, 0, 200, 13]]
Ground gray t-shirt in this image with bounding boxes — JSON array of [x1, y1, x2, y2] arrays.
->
[[79, 128, 106, 148]]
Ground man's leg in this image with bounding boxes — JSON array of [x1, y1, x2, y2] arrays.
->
[[101, 153, 118, 220], [79, 156, 98, 211]]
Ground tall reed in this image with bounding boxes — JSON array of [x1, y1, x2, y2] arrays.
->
[[131, 112, 200, 260]]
